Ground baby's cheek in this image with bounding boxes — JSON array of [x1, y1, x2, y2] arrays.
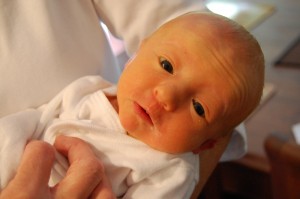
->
[[119, 111, 138, 133]]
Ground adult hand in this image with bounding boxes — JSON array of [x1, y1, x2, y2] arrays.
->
[[0, 140, 54, 199], [53, 135, 116, 199], [0, 136, 115, 199]]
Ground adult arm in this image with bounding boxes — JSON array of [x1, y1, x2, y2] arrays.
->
[[190, 131, 233, 199], [94, 0, 207, 55]]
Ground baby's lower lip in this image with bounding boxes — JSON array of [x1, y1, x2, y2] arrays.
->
[[133, 102, 153, 125]]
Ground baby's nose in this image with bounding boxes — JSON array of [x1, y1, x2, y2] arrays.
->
[[153, 83, 180, 111]]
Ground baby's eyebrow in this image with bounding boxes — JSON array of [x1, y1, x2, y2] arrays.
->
[[159, 42, 182, 64]]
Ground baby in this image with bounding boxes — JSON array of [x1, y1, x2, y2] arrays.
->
[[0, 12, 264, 198]]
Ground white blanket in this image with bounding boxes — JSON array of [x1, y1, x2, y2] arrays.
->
[[0, 76, 199, 199]]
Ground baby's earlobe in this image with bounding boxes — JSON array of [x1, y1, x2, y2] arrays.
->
[[192, 139, 216, 154]]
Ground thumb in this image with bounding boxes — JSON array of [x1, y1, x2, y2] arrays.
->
[[52, 136, 104, 199]]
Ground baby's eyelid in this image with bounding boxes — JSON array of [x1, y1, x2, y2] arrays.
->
[[159, 56, 169, 62]]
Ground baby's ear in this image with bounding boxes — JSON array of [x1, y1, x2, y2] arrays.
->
[[192, 139, 216, 154]]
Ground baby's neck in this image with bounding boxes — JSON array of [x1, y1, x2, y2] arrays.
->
[[106, 95, 119, 113]]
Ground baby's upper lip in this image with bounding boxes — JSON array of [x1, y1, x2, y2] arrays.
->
[[143, 101, 162, 122], [137, 99, 162, 125]]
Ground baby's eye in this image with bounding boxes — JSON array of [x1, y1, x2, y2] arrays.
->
[[192, 99, 205, 117], [160, 58, 173, 74]]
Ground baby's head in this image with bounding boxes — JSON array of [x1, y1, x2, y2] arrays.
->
[[117, 12, 264, 154]]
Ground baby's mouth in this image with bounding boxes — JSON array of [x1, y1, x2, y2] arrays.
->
[[133, 102, 153, 125]]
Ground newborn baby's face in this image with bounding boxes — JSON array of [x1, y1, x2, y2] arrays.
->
[[116, 13, 242, 154]]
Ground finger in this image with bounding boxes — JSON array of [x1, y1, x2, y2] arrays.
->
[[90, 174, 116, 199], [53, 135, 104, 199], [16, 141, 54, 189], [2, 141, 54, 198]]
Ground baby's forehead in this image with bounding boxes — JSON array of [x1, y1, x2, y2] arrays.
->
[[163, 13, 231, 35], [165, 13, 263, 129], [157, 13, 261, 95]]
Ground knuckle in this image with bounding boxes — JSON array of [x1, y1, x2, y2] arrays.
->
[[84, 157, 105, 175]]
